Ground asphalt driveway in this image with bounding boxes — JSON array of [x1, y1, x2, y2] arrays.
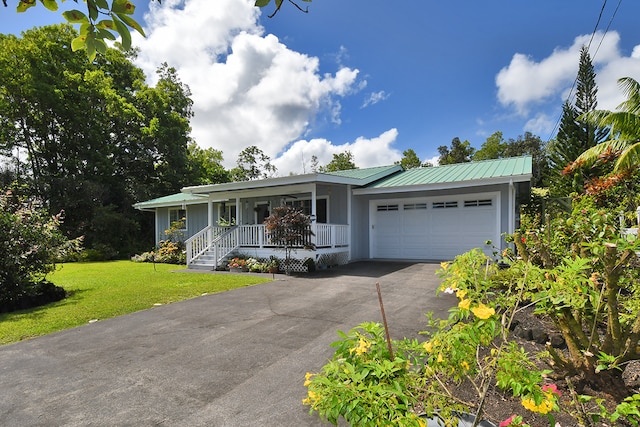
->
[[0, 261, 454, 426]]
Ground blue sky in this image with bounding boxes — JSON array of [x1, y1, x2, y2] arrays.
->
[[2, 0, 640, 174]]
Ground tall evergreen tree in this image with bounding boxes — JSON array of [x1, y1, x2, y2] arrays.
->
[[546, 46, 609, 196]]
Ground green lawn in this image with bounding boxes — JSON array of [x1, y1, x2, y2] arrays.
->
[[0, 261, 271, 345]]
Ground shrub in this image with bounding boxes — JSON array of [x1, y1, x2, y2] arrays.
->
[[0, 189, 77, 312], [131, 219, 186, 265]]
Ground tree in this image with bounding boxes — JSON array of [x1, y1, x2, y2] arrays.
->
[[473, 131, 507, 161], [319, 151, 357, 172], [573, 77, 640, 173], [547, 46, 609, 196], [396, 148, 422, 169], [437, 137, 474, 165], [231, 146, 277, 181], [504, 132, 548, 187], [0, 25, 196, 257], [186, 142, 230, 185], [6, 0, 310, 60], [263, 206, 314, 274]]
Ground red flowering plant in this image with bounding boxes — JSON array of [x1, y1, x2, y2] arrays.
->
[[227, 257, 248, 269]]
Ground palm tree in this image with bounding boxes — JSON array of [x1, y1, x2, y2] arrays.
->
[[573, 77, 640, 172]]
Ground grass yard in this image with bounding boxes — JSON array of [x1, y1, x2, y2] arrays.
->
[[0, 261, 271, 345]]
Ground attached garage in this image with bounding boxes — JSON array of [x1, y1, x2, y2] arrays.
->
[[354, 156, 532, 262], [370, 193, 499, 260]]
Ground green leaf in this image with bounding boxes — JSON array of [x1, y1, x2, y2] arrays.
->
[[88, 2, 99, 21], [79, 23, 91, 35], [117, 13, 145, 37], [111, 0, 135, 15], [95, 38, 108, 56], [94, 0, 109, 9], [111, 14, 132, 50], [71, 35, 87, 52], [85, 34, 97, 62], [254, 0, 271, 6], [41, 0, 59, 11], [96, 28, 117, 41], [62, 9, 89, 24], [16, 1, 37, 12], [96, 19, 115, 30]]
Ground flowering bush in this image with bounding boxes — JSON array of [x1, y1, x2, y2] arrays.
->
[[0, 188, 79, 312], [303, 322, 427, 426], [131, 219, 186, 265], [304, 249, 560, 426], [227, 257, 247, 269]]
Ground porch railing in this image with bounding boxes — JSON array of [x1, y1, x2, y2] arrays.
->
[[186, 223, 349, 266], [185, 225, 234, 265]]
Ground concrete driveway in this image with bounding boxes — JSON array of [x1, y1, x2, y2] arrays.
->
[[0, 262, 454, 426]]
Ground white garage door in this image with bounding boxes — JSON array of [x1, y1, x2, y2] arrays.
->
[[371, 194, 499, 260]]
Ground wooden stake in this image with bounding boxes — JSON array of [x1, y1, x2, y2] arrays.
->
[[376, 282, 394, 361]]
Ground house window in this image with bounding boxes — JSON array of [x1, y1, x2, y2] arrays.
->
[[168, 208, 187, 230], [284, 198, 328, 223], [432, 201, 458, 209]]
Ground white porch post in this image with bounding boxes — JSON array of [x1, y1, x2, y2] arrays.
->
[[207, 197, 214, 244], [508, 179, 515, 241], [311, 184, 317, 246], [236, 196, 241, 225], [347, 184, 352, 261]]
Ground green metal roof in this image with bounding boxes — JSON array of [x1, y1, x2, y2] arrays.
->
[[366, 156, 532, 189], [322, 164, 401, 180], [133, 192, 206, 210]]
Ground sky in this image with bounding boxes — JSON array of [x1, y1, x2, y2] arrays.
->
[[2, 0, 640, 176]]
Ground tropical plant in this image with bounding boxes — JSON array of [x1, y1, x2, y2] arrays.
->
[[572, 77, 640, 173], [305, 249, 564, 427]]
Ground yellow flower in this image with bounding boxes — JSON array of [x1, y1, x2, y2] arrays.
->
[[302, 390, 320, 406], [458, 298, 471, 310], [440, 261, 449, 270], [437, 353, 444, 363], [521, 397, 553, 414], [472, 303, 495, 319], [423, 341, 433, 353], [304, 372, 314, 387], [461, 360, 470, 370], [456, 289, 467, 299], [350, 337, 371, 356]]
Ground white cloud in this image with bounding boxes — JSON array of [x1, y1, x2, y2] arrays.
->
[[523, 113, 556, 137], [272, 128, 402, 175], [495, 31, 640, 115], [133, 0, 362, 169], [362, 90, 390, 108]]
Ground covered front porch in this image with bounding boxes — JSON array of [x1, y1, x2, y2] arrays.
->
[[181, 179, 353, 271], [185, 223, 350, 270]]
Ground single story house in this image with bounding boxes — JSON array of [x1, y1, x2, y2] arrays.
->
[[134, 156, 532, 270]]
